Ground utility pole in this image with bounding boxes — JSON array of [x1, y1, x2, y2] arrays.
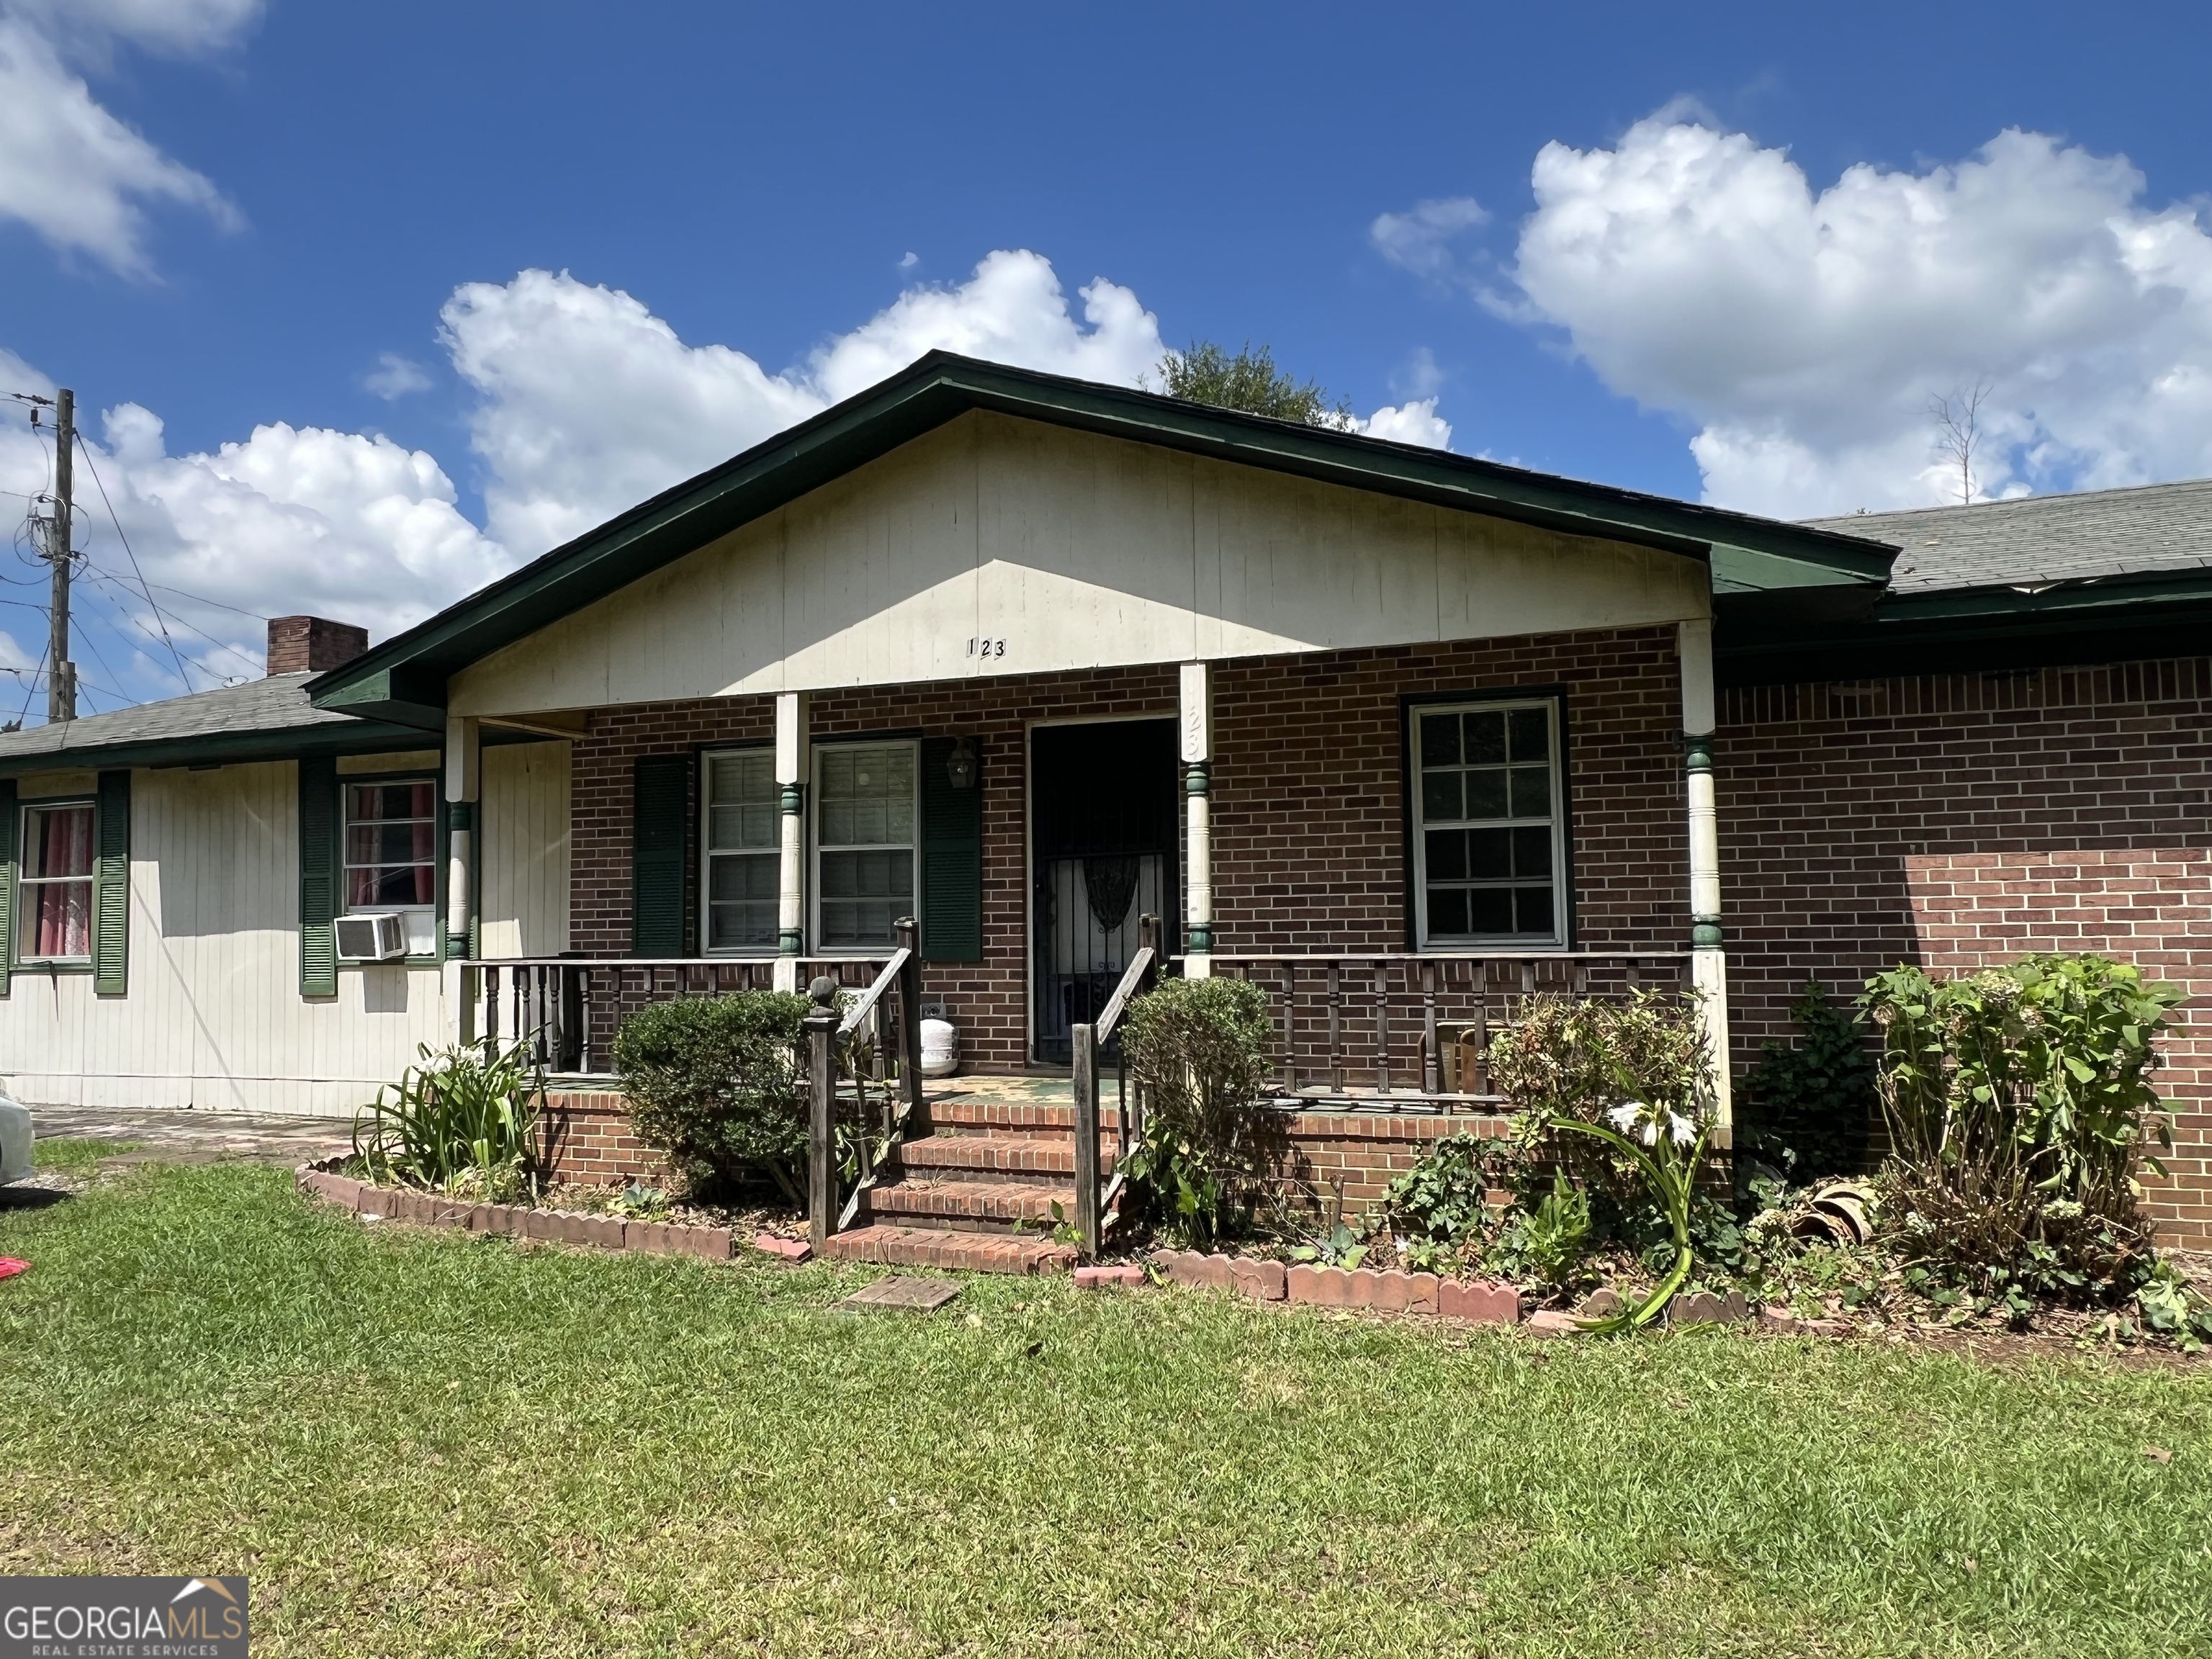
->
[[46, 387, 76, 722]]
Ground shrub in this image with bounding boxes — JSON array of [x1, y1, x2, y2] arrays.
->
[[356, 1040, 541, 1200], [1741, 983, 1876, 1179], [1861, 955, 2185, 1289], [1379, 1130, 1494, 1271], [1487, 989, 1709, 1137], [1120, 974, 1285, 1249], [612, 991, 811, 1202]]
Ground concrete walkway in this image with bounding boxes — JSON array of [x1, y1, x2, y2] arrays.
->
[[29, 1105, 354, 1167]]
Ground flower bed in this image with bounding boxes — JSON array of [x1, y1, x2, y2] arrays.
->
[[293, 1159, 809, 1262]]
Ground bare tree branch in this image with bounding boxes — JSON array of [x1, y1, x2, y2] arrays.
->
[[1929, 380, 1994, 505]]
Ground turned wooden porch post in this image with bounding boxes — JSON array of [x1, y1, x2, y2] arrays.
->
[[1180, 661, 1213, 979], [1678, 618, 1733, 1133], [444, 713, 481, 1046], [773, 691, 810, 992]]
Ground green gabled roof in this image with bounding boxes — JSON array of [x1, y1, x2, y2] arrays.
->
[[310, 351, 1897, 724]]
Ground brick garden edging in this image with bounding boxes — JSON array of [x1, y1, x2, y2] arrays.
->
[[293, 1159, 788, 1262]]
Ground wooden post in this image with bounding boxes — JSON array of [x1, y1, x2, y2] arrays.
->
[[805, 976, 839, 1252], [1071, 1021, 1100, 1258], [1421, 959, 1440, 1094], [895, 916, 924, 1123]]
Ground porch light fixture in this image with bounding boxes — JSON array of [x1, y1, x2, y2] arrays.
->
[[946, 737, 978, 790]]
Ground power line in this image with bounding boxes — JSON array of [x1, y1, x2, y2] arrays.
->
[[80, 563, 263, 678], [74, 431, 192, 691]]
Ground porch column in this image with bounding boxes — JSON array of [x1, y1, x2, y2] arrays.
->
[[773, 691, 809, 993], [1678, 619, 1732, 1131], [1180, 662, 1213, 979], [444, 713, 481, 1043]]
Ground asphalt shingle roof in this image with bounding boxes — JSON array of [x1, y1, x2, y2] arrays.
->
[[0, 672, 357, 765], [1804, 477, 2212, 594]]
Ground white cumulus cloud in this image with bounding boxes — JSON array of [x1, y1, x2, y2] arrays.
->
[[1497, 112, 2212, 516], [1, 246, 1452, 716], [1370, 196, 1490, 280], [364, 352, 432, 400], [0, 15, 235, 274]]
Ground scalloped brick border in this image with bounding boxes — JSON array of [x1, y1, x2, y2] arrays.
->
[[1149, 1250, 1524, 1323], [292, 1159, 789, 1262]]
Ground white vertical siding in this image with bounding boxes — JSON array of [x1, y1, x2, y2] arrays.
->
[[0, 760, 450, 1116], [478, 739, 571, 958]]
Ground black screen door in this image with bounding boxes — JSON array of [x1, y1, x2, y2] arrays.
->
[[1030, 719, 1178, 1065]]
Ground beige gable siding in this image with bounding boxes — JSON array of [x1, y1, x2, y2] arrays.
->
[[478, 739, 570, 958], [450, 410, 1710, 719], [0, 760, 447, 1115]]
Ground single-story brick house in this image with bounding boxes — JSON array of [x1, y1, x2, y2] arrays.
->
[[2, 354, 2205, 1257]]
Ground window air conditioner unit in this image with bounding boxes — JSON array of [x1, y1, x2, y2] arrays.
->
[[335, 912, 409, 963]]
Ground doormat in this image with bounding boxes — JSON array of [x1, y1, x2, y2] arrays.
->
[[839, 1276, 961, 1313]]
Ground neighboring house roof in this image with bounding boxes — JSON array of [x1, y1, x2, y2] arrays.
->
[[307, 350, 1900, 729], [1703, 477, 2212, 685], [0, 673, 436, 778], [1804, 477, 2212, 594]]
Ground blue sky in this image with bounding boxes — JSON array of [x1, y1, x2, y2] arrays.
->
[[6, 0, 2212, 716]]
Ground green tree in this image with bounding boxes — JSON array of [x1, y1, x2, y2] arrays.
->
[[1152, 340, 1352, 427]]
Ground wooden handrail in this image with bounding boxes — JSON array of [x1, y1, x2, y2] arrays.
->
[[1091, 945, 1155, 1048], [1071, 913, 1161, 1259], [837, 947, 911, 1038]]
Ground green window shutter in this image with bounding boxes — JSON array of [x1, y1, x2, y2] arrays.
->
[[0, 777, 16, 997], [919, 737, 982, 963], [92, 770, 131, 997], [298, 755, 340, 997], [631, 755, 689, 956]]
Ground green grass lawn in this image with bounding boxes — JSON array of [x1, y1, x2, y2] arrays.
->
[[2, 1164, 2208, 1658], [30, 1136, 143, 1173]]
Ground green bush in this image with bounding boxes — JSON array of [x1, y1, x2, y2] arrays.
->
[[1861, 954, 2185, 1290], [612, 991, 811, 1202], [1120, 974, 1285, 1249], [1378, 1130, 1494, 1272], [1742, 982, 1876, 1179], [355, 1040, 541, 1200]]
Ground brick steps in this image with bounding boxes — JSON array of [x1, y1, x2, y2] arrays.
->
[[868, 1177, 1071, 1227], [898, 1133, 1113, 1178], [922, 1095, 1129, 1137], [824, 1224, 1077, 1275]]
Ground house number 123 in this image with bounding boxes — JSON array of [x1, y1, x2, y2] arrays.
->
[[968, 637, 1007, 657]]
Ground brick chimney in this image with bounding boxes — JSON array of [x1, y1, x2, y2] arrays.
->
[[266, 615, 369, 676]]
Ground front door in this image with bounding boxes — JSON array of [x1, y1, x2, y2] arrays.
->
[[1030, 719, 1178, 1065]]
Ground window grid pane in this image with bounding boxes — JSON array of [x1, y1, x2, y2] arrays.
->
[[342, 777, 436, 920], [1416, 702, 1560, 943], [814, 742, 916, 950], [17, 804, 96, 960]]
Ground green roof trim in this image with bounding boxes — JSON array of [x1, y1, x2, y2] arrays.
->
[[309, 352, 1898, 716]]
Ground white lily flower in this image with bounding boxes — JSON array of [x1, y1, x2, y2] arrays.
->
[[1606, 1102, 1644, 1133], [1639, 1120, 1659, 1146], [1668, 1111, 1696, 1147]]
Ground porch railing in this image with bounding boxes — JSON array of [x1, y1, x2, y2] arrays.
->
[[1069, 913, 1161, 1257], [469, 952, 902, 1076], [1189, 950, 1693, 1107]]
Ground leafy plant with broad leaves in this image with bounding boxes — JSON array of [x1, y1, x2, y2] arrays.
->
[[1289, 1222, 1369, 1270], [1490, 1171, 1595, 1290], [1862, 955, 2183, 1288], [356, 1039, 542, 1200], [1378, 1130, 1493, 1272], [1742, 982, 1876, 1179], [613, 990, 811, 1203], [1120, 975, 1287, 1250]]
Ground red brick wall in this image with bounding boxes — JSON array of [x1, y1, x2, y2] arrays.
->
[[1720, 658, 2212, 1248], [567, 625, 1692, 1079]]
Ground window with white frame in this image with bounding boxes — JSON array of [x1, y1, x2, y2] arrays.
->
[[1411, 699, 1566, 947], [17, 801, 95, 962], [344, 778, 438, 955], [813, 740, 916, 950], [701, 747, 778, 953]]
